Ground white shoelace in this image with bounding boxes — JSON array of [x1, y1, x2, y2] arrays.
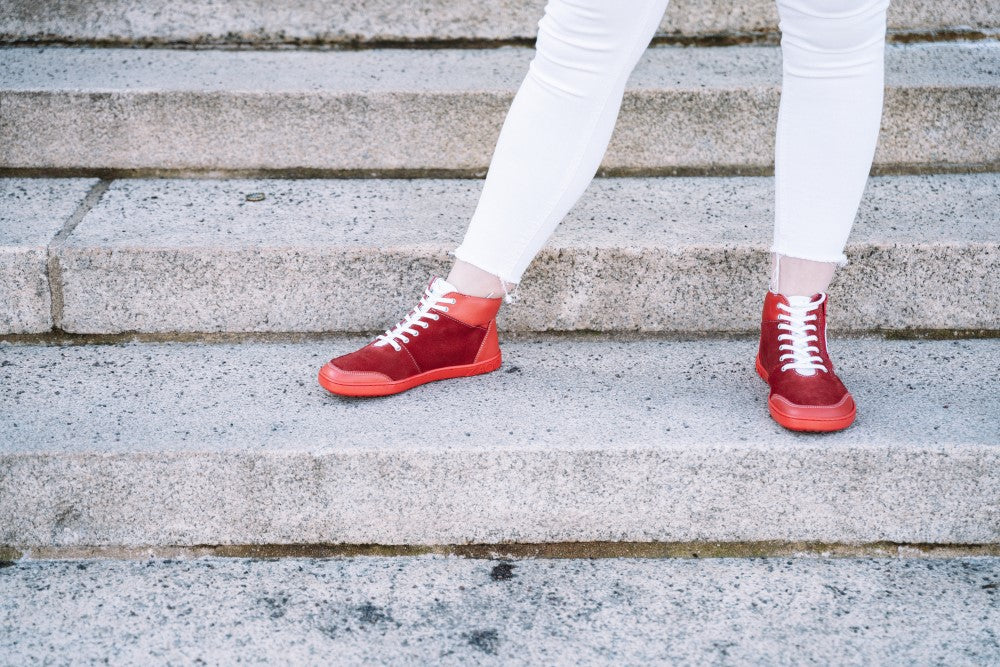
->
[[373, 282, 457, 352], [777, 294, 828, 376]]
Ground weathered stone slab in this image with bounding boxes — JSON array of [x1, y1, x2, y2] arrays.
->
[[1, 43, 996, 172], [1, 338, 997, 546], [1, 0, 996, 46], [0, 178, 97, 333], [1, 557, 998, 664], [55, 174, 1000, 333]]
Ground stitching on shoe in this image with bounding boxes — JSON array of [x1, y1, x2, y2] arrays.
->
[[473, 319, 495, 362], [438, 310, 489, 330], [400, 344, 422, 373]]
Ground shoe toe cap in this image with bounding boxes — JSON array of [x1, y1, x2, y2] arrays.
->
[[770, 392, 856, 420], [318, 361, 393, 386]]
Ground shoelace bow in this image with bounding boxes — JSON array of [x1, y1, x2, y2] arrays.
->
[[373, 287, 456, 352], [776, 294, 828, 375]]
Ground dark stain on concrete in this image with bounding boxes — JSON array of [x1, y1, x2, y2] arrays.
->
[[466, 629, 500, 655], [490, 562, 515, 581], [824, 584, 847, 596], [357, 602, 392, 625], [10, 541, 1000, 561], [259, 594, 289, 619], [53, 507, 83, 533]]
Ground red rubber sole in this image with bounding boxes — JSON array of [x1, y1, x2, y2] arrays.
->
[[319, 352, 503, 397], [755, 356, 856, 432]]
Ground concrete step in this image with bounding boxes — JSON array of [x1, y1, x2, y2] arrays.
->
[[2, 0, 997, 46], [2, 557, 998, 664], [1, 337, 997, 547], [1, 43, 997, 173], [4, 173, 994, 335]]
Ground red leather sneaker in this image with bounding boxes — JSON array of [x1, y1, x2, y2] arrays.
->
[[755, 291, 856, 432], [318, 276, 504, 397]]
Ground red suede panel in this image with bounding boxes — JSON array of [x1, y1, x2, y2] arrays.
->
[[331, 342, 421, 381], [758, 320, 784, 375], [405, 314, 487, 371], [758, 292, 785, 374], [768, 369, 849, 407], [761, 290, 785, 322]]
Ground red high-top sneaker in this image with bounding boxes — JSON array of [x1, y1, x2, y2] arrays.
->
[[318, 276, 504, 397], [755, 291, 856, 432]]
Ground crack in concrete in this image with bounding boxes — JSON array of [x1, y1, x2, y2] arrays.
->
[[45, 179, 111, 332], [0, 329, 997, 346], [0, 28, 995, 51], [2, 163, 998, 182], [5, 541, 1000, 563]]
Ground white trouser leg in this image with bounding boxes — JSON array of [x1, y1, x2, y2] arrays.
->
[[452, 0, 670, 285], [771, 0, 889, 267]]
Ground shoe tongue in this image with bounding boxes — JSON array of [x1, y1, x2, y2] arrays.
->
[[429, 276, 458, 296]]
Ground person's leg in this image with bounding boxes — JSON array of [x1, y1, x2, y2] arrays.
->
[[320, 0, 670, 396], [770, 0, 889, 296], [448, 0, 672, 299], [757, 0, 889, 431]]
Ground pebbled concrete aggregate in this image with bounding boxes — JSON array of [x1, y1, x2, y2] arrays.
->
[[0, 338, 997, 546], [1, 556, 998, 665]]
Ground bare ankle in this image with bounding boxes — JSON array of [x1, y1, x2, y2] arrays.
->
[[446, 260, 515, 299], [771, 254, 837, 296]]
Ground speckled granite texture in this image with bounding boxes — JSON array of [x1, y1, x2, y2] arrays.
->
[[0, 178, 97, 333], [3, 0, 997, 45], [1, 43, 996, 171], [54, 174, 1000, 333], [1, 556, 998, 664], [1, 338, 997, 546]]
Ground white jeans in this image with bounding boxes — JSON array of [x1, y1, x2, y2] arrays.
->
[[452, 0, 889, 285]]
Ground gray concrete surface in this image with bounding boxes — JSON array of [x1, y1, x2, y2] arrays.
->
[[0, 178, 96, 333], [1, 0, 996, 45], [55, 174, 1000, 333], [1, 43, 996, 171], [1, 338, 997, 547], [1, 556, 998, 664]]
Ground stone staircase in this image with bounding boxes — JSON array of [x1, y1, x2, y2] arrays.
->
[[1, 1, 998, 661], [3, 337, 999, 548], [1, 43, 996, 174]]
